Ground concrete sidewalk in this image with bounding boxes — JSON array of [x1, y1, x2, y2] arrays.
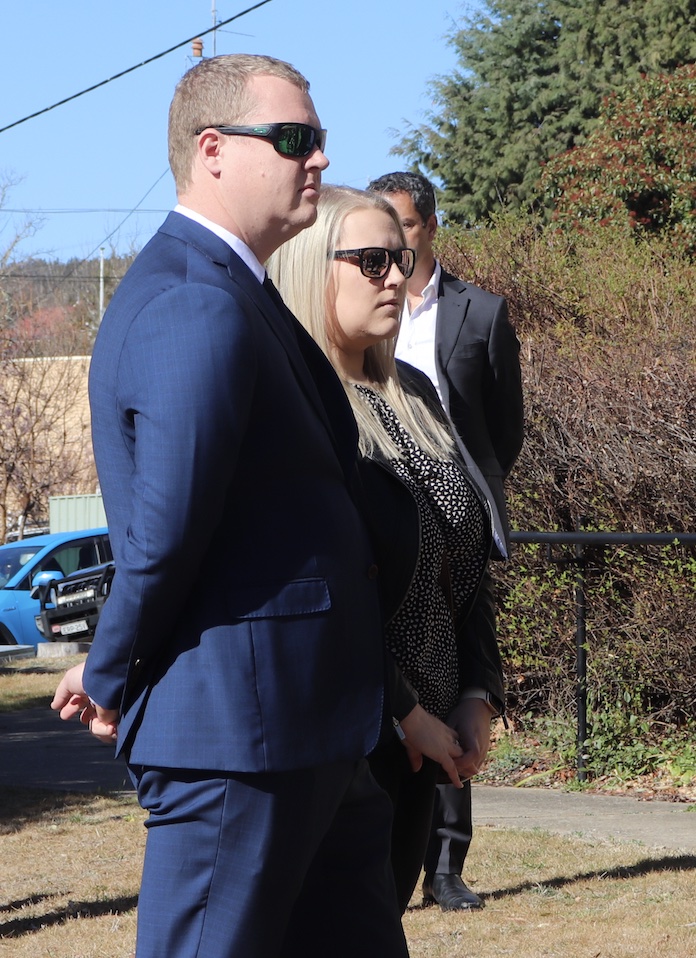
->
[[2, 705, 696, 856], [472, 783, 696, 855]]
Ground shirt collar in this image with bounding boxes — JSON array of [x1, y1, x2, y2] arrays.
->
[[174, 204, 265, 283], [418, 260, 441, 306]]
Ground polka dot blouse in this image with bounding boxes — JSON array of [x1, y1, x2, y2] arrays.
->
[[355, 384, 490, 719]]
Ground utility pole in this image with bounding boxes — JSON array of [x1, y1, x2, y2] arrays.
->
[[99, 248, 105, 323]]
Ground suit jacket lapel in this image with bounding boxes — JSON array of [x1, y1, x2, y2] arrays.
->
[[435, 272, 508, 558], [436, 273, 469, 370], [159, 212, 358, 479], [238, 265, 358, 480]]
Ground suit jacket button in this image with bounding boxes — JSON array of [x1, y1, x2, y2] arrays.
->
[[367, 564, 379, 580]]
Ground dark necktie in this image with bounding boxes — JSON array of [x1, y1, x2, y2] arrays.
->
[[263, 274, 296, 334]]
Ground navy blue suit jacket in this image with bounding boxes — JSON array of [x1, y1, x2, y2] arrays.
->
[[83, 212, 385, 773], [436, 270, 524, 556]]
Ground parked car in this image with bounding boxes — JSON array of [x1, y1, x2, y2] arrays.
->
[[34, 561, 115, 642], [0, 528, 112, 647]]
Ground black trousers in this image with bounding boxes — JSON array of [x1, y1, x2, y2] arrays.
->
[[424, 779, 473, 877], [368, 736, 439, 914]]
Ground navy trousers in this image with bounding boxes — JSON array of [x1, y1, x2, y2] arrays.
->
[[129, 758, 408, 958]]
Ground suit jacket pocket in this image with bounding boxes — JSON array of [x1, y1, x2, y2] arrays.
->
[[450, 338, 486, 358], [226, 577, 331, 619]]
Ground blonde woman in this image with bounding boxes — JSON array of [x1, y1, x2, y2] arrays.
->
[[268, 185, 502, 912]]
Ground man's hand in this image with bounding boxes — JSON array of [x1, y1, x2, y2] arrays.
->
[[444, 697, 494, 781], [51, 662, 119, 744], [398, 704, 465, 788]]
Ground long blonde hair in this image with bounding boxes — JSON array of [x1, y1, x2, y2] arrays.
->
[[267, 185, 454, 461]]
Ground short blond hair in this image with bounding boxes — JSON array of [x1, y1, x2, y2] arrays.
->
[[168, 54, 310, 193]]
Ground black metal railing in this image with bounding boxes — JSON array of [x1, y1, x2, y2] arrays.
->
[[508, 531, 696, 781]]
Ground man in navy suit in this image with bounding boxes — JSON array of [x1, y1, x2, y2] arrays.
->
[[51, 55, 413, 958], [369, 171, 523, 911]]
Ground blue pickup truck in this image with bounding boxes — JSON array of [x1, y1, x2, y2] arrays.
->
[[0, 528, 112, 646]]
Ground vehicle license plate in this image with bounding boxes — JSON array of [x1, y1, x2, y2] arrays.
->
[[60, 620, 88, 636]]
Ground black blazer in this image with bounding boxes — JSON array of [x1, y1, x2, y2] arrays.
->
[[354, 363, 502, 718], [435, 269, 524, 557]]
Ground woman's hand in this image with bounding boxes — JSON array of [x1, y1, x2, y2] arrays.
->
[[51, 663, 119, 744], [398, 704, 465, 788], [445, 697, 493, 781]]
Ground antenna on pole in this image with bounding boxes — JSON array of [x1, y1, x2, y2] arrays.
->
[[212, 0, 217, 56]]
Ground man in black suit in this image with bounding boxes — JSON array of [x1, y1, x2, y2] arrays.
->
[[368, 171, 523, 911]]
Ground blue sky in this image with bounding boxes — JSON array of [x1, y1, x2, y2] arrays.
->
[[0, 0, 482, 263]]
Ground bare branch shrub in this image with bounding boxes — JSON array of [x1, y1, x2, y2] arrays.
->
[[438, 217, 696, 752], [0, 179, 102, 541], [0, 332, 96, 541]]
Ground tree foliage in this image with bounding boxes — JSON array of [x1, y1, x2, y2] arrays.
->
[[435, 215, 696, 738], [542, 65, 696, 256], [394, 0, 696, 224]]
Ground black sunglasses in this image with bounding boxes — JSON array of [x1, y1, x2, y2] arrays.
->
[[332, 247, 416, 279], [194, 122, 327, 157]]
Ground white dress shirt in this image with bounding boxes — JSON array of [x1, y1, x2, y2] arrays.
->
[[394, 261, 442, 400]]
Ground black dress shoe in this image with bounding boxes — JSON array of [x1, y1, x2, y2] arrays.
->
[[422, 874, 485, 911]]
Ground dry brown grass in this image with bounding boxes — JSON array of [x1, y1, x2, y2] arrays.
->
[[404, 831, 696, 958], [0, 654, 83, 712], [0, 789, 142, 958], [2, 657, 696, 957]]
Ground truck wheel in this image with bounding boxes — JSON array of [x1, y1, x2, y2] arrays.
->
[[0, 625, 18, 645]]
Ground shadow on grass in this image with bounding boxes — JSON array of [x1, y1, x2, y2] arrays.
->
[[1, 893, 58, 913], [0, 893, 139, 938], [0, 664, 66, 676], [409, 853, 696, 910], [487, 852, 696, 901], [0, 693, 54, 712], [0, 787, 136, 833]]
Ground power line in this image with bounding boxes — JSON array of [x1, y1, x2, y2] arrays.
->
[[0, 0, 273, 135], [4, 169, 168, 298], [2, 274, 128, 281], [3, 209, 167, 215], [85, 171, 169, 257], [59, 169, 170, 283]]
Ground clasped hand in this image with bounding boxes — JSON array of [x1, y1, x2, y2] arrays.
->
[[398, 698, 492, 787], [51, 662, 119, 744]]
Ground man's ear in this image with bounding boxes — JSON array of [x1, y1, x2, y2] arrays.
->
[[197, 130, 224, 174], [426, 213, 438, 243]]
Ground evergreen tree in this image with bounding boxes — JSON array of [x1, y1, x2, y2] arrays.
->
[[394, 0, 696, 224], [542, 64, 696, 256]]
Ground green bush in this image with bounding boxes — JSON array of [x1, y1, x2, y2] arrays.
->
[[437, 215, 696, 779]]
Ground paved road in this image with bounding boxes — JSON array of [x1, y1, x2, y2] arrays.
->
[[0, 706, 133, 793], [2, 706, 696, 856]]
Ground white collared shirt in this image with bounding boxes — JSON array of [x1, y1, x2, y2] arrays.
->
[[174, 204, 265, 283], [394, 261, 442, 400]]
